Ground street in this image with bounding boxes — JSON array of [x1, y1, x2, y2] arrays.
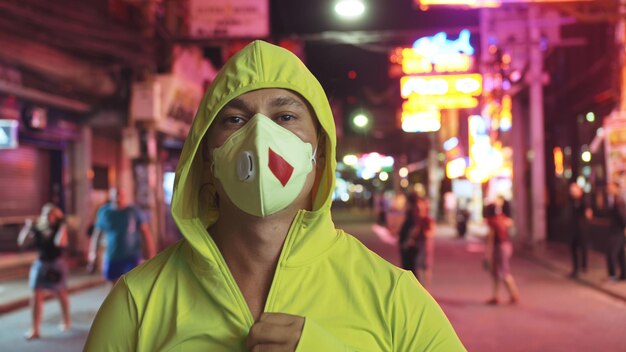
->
[[0, 285, 107, 352], [1, 217, 626, 351], [340, 219, 626, 352]]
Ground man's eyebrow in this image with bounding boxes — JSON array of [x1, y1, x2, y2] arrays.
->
[[222, 98, 252, 112], [270, 96, 305, 109]]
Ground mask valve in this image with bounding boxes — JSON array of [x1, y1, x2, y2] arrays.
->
[[237, 151, 256, 182]]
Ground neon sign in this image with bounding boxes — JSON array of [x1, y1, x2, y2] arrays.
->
[[466, 115, 509, 183], [400, 74, 482, 98], [553, 147, 564, 177], [403, 95, 478, 110], [413, 30, 474, 58], [393, 29, 481, 133], [446, 158, 467, 179], [417, 0, 591, 8], [499, 95, 512, 131], [401, 108, 441, 132], [417, 0, 500, 7], [392, 30, 475, 75]]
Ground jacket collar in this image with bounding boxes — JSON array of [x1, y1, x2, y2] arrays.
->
[[183, 208, 338, 272]]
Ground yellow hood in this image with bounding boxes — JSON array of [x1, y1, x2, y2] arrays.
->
[[171, 40, 337, 259]]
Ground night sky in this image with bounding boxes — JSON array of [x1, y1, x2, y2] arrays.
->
[[270, 0, 479, 99]]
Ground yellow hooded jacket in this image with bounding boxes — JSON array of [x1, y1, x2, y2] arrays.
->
[[84, 40, 465, 351]]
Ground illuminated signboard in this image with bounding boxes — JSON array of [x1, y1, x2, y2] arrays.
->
[[446, 157, 467, 179], [0, 119, 18, 149], [391, 30, 475, 75], [465, 115, 512, 182], [553, 147, 564, 177], [417, 0, 591, 7], [405, 95, 478, 110], [499, 95, 512, 131], [401, 74, 482, 98], [393, 29, 480, 133], [467, 115, 495, 183], [401, 108, 441, 132]]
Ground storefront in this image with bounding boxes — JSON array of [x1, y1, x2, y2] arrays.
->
[[0, 94, 86, 253]]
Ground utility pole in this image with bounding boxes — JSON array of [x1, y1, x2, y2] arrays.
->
[[528, 4, 547, 244]]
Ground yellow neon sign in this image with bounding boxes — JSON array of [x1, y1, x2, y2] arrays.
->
[[401, 74, 482, 98], [446, 158, 467, 179], [403, 95, 478, 110], [399, 48, 473, 74], [401, 48, 433, 74], [553, 147, 564, 176], [401, 108, 441, 132]]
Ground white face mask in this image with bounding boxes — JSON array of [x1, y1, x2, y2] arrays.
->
[[212, 114, 316, 217]]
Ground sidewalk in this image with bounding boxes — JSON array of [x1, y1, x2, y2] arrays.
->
[[460, 220, 626, 303], [517, 240, 626, 303], [333, 206, 626, 303], [0, 268, 105, 314]]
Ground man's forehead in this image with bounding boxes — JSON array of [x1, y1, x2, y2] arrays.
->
[[224, 89, 308, 110]]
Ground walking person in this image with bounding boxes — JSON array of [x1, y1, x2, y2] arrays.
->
[[17, 203, 71, 340], [456, 200, 470, 238], [398, 191, 420, 274], [568, 182, 592, 278], [484, 196, 520, 305], [604, 181, 626, 281], [88, 188, 156, 286], [404, 198, 436, 289]]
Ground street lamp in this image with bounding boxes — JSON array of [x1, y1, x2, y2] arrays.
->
[[352, 113, 369, 129], [581, 151, 591, 163], [334, 0, 365, 19]]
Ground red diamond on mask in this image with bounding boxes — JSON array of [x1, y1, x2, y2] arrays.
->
[[268, 148, 294, 187]]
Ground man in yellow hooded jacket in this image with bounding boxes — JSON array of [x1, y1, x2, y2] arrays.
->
[[84, 40, 465, 351]]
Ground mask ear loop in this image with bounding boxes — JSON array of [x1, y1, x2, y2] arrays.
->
[[311, 132, 322, 166]]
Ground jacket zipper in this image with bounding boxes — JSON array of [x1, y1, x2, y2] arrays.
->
[[215, 210, 305, 326], [211, 246, 255, 326], [264, 210, 304, 312]]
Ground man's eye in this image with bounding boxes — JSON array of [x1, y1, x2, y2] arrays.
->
[[226, 116, 245, 125], [276, 114, 296, 123]]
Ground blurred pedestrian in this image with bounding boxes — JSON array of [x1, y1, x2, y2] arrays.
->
[[484, 196, 520, 305], [376, 191, 389, 227], [85, 41, 463, 351], [456, 200, 470, 238], [568, 182, 592, 278], [407, 198, 436, 289], [399, 191, 420, 274], [604, 182, 626, 281], [88, 188, 156, 286], [17, 203, 71, 340]]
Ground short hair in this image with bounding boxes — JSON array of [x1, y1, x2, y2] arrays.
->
[[406, 191, 419, 205]]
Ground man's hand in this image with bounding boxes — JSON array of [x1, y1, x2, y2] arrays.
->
[[246, 312, 305, 352]]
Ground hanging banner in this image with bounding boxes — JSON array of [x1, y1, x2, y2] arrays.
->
[[188, 0, 269, 38]]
